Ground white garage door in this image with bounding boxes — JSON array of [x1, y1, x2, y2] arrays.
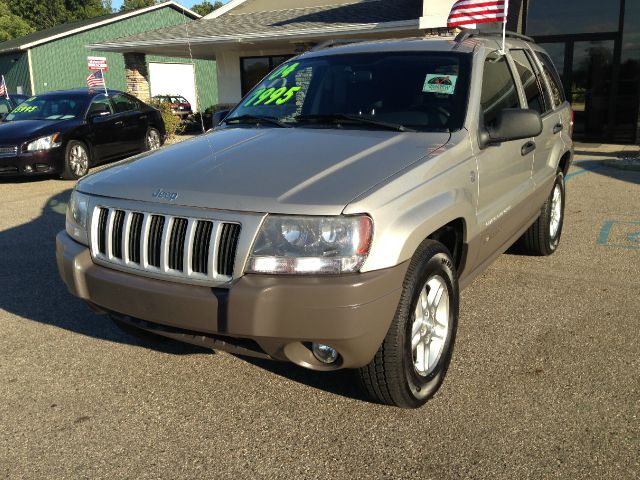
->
[[149, 62, 198, 111]]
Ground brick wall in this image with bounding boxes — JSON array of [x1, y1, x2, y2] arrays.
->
[[124, 52, 150, 101]]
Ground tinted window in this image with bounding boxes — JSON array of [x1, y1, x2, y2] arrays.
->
[[510, 49, 548, 114], [228, 52, 471, 132], [112, 94, 138, 113], [480, 52, 521, 127], [88, 95, 114, 115], [535, 52, 566, 107]]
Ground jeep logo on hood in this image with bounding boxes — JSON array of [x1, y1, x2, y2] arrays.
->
[[152, 189, 179, 201]]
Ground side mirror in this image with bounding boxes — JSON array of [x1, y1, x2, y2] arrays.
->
[[480, 109, 543, 147], [212, 109, 230, 126]]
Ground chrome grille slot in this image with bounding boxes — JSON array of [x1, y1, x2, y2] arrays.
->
[[168, 218, 188, 271], [218, 223, 241, 277], [97, 208, 108, 255], [128, 213, 144, 264], [147, 215, 165, 268], [111, 210, 125, 259], [192, 220, 213, 274], [90, 206, 242, 285]]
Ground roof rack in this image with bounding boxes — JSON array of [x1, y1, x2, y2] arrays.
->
[[454, 29, 535, 44], [310, 39, 369, 52]]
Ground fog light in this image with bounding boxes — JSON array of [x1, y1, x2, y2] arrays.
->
[[312, 343, 339, 364], [24, 165, 33, 172]]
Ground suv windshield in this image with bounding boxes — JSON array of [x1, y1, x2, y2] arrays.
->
[[226, 52, 471, 132], [5, 95, 88, 122]]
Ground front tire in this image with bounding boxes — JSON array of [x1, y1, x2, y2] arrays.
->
[[520, 171, 565, 256], [358, 240, 459, 408], [61, 140, 90, 180]]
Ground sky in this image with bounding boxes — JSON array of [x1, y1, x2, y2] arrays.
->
[[111, 0, 231, 12]]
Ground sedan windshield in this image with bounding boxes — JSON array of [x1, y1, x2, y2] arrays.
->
[[5, 95, 88, 122], [225, 52, 471, 132]]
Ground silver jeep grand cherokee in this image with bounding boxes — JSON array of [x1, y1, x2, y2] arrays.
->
[[57, 31, 573, 408]]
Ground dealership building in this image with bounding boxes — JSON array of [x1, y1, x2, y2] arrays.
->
[[2, 0, 638, 144]]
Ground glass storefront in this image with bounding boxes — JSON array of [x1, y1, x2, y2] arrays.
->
[[525, 0, 639, 143]]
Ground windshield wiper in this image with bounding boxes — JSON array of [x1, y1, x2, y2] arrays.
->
[[224, 114, 291, 128], [295, 114, 416, 132]]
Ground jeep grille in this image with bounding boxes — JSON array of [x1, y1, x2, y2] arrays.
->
[[90, 206, 241, 283]]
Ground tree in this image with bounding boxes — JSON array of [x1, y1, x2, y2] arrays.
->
[[119, 0, 156, 11], [7, 0, 111, 32], [0, 0, 34, 41], [192, 1, 223, 17]]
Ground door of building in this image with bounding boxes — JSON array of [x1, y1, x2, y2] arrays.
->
[[536, 35, 624, 142]]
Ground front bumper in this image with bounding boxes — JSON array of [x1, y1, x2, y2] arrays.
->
[[56, 231, 407, 370], [0, 148, 64, 176]]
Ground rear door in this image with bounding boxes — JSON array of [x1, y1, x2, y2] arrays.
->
[[475, 50, 537, 259], [86, 94, 125, 162], [111, 93, 147, 153]]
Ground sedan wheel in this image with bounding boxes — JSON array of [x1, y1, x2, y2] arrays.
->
[[62, 140, 90, 180], [146, 128, 161, 151]]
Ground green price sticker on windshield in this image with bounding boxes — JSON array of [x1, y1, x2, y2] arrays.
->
[[423, 74, 458, 95], [13, 105, 38, 113], [244, 86, 301, 107]]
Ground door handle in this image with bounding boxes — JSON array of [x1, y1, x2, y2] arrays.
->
[[139, 115, 147, 120], [114, 120, 124, 126], [521, 141, 536, 156], [553, 123, 564, 134]]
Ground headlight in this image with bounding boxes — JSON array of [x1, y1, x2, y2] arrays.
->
[[27, 133, 61, 152], [65, 190, 90, 245], [247, 215, 373, 274]]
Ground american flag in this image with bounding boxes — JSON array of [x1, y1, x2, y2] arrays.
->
[[447, 0, 507, 28], [0, 75, 7, 98], [86, 70, 105, 87]]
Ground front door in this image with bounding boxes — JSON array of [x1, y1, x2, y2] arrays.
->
[[475, 51, 536, 260]]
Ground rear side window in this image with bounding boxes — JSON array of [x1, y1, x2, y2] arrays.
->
[[535, 51, 565, 107], [480, 52, 521, 127], [510, 49, 549, 115], [112, 94, 139, 113]]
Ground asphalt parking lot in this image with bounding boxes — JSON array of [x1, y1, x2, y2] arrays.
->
[[1, 144, 638, 479]]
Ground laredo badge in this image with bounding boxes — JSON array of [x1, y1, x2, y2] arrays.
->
[[423, 74, 458, 95]]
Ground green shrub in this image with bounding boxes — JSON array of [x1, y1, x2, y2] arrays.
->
[[149, 100, 182, 139]]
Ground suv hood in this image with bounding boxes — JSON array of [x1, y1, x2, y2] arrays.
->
[[79, 127, 450, 215]]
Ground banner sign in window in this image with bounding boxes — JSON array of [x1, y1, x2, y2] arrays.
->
[[88, 56, 108, 71], [423, 74, 458, 95]]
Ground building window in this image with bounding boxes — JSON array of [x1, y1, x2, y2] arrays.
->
[[240, 55, 293, 97], [526, 0, 621, 36]]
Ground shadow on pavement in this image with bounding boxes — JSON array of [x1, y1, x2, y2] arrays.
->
[[237, 356, 371, 403], [570, 159, 640, 185], [0, 188, 208, 355]]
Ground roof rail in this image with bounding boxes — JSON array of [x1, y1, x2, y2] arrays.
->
[[310, 38, 368, 52], [454, 29, 535, 44]]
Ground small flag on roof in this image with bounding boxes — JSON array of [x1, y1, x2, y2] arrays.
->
[[447, 0, 507, 28], [0, 75, 8, 98], [86, 70, 105, 87]]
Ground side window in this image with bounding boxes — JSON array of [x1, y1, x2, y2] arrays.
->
[[88, 95, 113, 116], [510, 49, 549, 115], [535, 51, 565, 108], [112, 94, 138, 113], [0, 99, 10, 114], [480, 51, 521, 127]]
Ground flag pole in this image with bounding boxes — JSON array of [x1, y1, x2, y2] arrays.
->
[[2, 75, 8, 99], [500, 0, 510, 54], [101, 69, 108, 96]]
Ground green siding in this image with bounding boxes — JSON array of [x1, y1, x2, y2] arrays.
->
[[147, 55, 217, 111], [29, 7, 217, 108], [0, 52, 31, 95]]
